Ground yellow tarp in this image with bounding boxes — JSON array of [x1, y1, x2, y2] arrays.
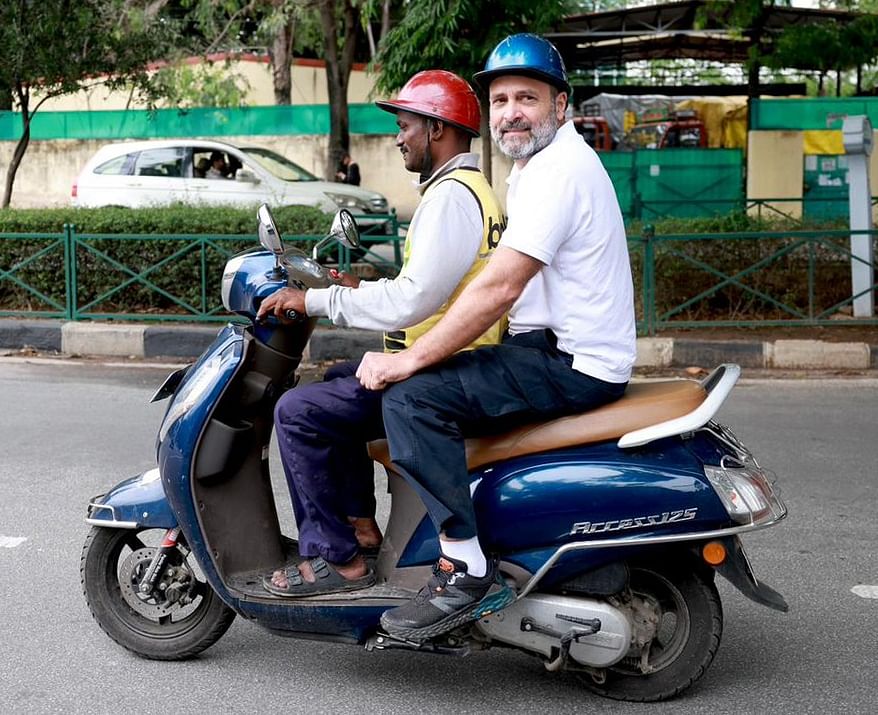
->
[[803, 130, 845, 155], [675, 97, 748, 149]]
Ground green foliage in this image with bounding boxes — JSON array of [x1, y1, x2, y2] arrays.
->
[[768, 14, 878, 74], [0, 1, 179, 106], [0, 205, 333, 316], [372, 0, 570, 92], [0, 205, 332, 235], [151, 61, 252, 109]]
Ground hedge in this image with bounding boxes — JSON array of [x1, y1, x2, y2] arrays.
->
[[0, 205, 333, 315], [0, 204, 333, 235], [0, 206, 868, 321]]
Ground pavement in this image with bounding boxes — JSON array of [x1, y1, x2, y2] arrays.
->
[[1, 317, 877, 371]]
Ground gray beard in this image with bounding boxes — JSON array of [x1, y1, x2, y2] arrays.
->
[[492, 113, 558, 160]]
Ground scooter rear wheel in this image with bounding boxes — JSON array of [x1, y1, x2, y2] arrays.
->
[[574, 563, 722, 702], [80, 526, 236, 660]]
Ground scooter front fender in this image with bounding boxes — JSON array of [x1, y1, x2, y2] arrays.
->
[[86, 468, 176, 529]]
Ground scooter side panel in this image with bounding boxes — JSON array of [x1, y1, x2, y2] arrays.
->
[[473, 438, 730, 555], [157, 325, 247, 600]]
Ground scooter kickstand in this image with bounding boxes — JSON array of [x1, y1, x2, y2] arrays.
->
[[520, 616, 602, 672]]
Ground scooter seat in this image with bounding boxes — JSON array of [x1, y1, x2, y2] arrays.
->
[[367, 378, 707, 472]]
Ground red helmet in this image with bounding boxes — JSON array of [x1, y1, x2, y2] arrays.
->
[[375, 70, 481, 137]]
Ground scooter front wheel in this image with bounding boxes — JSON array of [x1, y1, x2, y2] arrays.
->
[[80, 526, 236, 660], [575, 563, 722, 702]]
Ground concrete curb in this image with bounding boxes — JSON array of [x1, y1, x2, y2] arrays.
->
[[0, 319, 875, 370]]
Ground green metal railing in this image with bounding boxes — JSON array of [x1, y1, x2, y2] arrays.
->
[[2, 225, 876, 333], [630, 225, 878, 334]]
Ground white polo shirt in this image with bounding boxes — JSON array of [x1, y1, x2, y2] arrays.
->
[[500, 120, 636, 383]]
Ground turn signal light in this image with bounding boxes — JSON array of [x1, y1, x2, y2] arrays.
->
[[702, 541, 727, 566]]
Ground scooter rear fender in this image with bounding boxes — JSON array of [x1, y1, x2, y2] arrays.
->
[[709, 535, 789, 612], [86, 468, 176, 529]]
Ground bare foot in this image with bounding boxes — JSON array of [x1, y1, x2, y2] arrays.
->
[[271, 554, 369, 589], [348, 516, 383, 549]]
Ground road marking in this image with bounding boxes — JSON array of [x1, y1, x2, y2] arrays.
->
[[851, 584, 878, 599], [0, 535, 27, 548]]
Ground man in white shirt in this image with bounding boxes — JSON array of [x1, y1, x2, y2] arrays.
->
[[255, 70, 506, 597], [356, 34, 636, 642]]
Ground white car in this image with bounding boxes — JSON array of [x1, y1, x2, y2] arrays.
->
[[71, 139, 392, 230]]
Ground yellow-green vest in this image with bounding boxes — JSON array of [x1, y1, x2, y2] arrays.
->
[[384, 167, 507, 352]]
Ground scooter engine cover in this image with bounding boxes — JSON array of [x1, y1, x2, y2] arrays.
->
[[477, 593, 631, 667]]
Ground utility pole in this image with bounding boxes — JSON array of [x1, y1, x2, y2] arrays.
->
[[842, 115, 875, 318]]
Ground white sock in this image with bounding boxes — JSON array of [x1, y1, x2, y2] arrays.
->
[[440, 536, 487, 577]]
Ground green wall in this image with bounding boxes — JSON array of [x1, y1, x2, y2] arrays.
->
[[0, 104, 398, 141]]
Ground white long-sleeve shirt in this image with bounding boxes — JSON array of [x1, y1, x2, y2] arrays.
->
[[304, 153, 484, 331]]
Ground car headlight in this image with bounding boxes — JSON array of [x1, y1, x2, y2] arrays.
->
[[324, 192, 369, 212], [704, 462, 786, 525]]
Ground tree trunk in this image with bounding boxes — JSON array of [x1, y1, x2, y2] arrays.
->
[[836, 69, 842, 97], [479, 94, 492, 185], [269, 11, 294, 104], [318, 0, 357, 179], [2, 84, 31, 209]]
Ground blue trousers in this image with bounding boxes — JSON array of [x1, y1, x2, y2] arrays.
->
[[381, 330, 628, 540], [274, 361, 385, 564]]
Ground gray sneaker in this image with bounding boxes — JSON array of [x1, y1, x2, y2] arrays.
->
[[379, 555, 515, 642]]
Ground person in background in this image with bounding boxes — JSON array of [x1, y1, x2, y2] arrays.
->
[[336, 152, 361, 185], [206, 151, 229, 179]]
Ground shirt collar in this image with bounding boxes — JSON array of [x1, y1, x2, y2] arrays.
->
[[506, 120, 574, 185], [415, 152, 480, 195]]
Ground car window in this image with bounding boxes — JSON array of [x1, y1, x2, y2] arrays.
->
[[241, 147, 317, 182], [94, 154, 132, 175], [134, 148, 184, 178], [192, 148, 240, 179]]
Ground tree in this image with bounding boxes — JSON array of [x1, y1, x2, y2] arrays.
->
[[371, 0, 570, 183], [0, 0, 178, 207]]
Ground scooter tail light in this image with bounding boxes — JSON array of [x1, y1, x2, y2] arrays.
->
[[704, 464, 783, 525]]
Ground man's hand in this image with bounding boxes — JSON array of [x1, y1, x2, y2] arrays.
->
[[256, 287, 306, 322], [328, 269, 361, 289], [356, 350, 420, 391]]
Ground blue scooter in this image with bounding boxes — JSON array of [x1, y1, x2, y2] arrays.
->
[[81, 205, 788, 702]]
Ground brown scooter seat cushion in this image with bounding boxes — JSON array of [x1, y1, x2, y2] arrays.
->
[[367, 379, 707, 472]]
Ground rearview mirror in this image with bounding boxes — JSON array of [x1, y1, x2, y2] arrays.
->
[[331, 209, 361, 250], [236, 169, 260, 184], [257, 204, 284, 257], [311, 209, 361, 260]]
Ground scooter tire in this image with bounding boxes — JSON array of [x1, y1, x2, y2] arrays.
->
[[80, 526, 236, 660], [574, 563, 723, 702]]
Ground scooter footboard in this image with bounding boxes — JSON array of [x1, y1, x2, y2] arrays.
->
[[86, 468, 176, 529]]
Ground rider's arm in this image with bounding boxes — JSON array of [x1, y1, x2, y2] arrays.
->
[[304, 185, 482, 331]]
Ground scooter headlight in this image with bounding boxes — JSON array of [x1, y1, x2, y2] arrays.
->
[[704, 462, 786, 525], [221, 254, 247, 312], [158, 353, 226, 442]]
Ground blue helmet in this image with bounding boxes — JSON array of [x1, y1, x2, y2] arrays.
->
[[473, 33, 570, 96]]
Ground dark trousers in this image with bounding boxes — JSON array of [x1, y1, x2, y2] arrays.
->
[[274, 361, 385, 563], [381, 331, 628, 540]]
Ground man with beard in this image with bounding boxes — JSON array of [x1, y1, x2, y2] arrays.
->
[[355, 34, 636, 642]]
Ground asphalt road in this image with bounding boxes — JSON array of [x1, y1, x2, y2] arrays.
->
[[1, 358, 876, 714]]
